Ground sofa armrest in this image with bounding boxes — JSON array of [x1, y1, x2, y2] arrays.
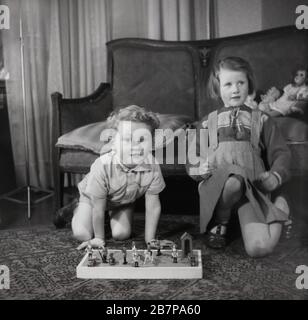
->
[[51, 82, 113, 139]]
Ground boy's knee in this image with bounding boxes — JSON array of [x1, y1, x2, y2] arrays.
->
[[245, 239, 273, 258], [112, 227, 131, 241]]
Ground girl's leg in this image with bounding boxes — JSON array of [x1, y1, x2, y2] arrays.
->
[[205, 175, 245, 248], [213, 175, 245, 227], [239, 195, 289, 258], [110, 204, 134, 241], [71, 202, 93, 241]]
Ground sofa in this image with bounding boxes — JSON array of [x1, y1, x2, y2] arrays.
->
[[52, 25, 308, 217]]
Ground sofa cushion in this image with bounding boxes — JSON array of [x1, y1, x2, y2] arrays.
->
[[56, 113, 192, 155], [274, 117, 308, 142]]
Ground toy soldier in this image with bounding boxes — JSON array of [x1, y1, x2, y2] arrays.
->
[[86, 244, 96, 267], [98, 247, 107, 263], [132, 250, 139, 267], [190, 255, 197, 267], [108, 252, 116, 265], [101, 245, 108, 263], [122, 245, 128, 265], [143, 245, 153, 265], [156, 240, 162, 256], [132, 241, 137, 254], [171, 244, 178, 263]]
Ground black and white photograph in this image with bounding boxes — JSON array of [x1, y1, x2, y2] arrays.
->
[[0, 0, 308, 303]]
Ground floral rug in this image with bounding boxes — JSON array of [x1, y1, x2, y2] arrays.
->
[[1, 214, 308, 300]]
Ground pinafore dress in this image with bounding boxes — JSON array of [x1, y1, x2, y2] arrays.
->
[[198, 108, 288, 233]]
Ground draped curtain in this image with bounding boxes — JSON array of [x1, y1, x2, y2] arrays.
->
[[2, 0, 213, 189]]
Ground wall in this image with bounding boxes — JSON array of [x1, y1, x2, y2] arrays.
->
[[261, 0, 303, 30], [215, 0, 302, 38], [216, 0, 262, 37]]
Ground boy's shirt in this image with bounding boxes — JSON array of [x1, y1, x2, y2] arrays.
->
[[78, 151, 165, 208]]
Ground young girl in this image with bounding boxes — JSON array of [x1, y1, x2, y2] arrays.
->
[[71, 105, 165, 250], [187, 57, 292, 257]]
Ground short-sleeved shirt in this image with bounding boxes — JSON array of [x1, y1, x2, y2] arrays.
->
[[78, 151, 165, 208]]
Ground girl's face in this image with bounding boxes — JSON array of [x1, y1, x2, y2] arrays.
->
[[219, 68, 249, 107], [294, 70, 307, 86]]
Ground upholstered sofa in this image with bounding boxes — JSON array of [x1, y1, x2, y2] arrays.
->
[[52, 25, 308, 216]]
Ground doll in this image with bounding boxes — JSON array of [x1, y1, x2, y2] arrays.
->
[[258, 68, 308, 117]]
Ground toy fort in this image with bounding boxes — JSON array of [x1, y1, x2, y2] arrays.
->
[[76, 232, 202, 279]]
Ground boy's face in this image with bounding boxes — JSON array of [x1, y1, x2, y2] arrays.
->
[[294, 70, 307, 86], [219, 68, 249, 107], [114, 121, 153, 168]]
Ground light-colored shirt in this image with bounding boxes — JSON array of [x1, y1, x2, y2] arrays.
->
[[78, 151, 165, 208]]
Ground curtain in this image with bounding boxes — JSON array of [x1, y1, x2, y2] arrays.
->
[[2, 0, 212, 189]]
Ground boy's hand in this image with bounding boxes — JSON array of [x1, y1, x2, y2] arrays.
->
[[77, 238, 106, 250], [257, 171, 279, 192]]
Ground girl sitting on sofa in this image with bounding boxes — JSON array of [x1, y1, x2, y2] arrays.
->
[[187, 56, 292, 257]]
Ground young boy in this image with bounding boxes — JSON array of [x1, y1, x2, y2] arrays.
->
[[64, 105, 165, 250]]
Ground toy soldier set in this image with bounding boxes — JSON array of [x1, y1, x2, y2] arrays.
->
[[76, 233, 202, 279]]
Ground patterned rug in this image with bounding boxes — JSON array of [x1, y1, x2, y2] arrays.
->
[[1, 214, 308, 300]]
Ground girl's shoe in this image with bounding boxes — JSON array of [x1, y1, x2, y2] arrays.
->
[[205, 224, 227, 249], [282, 215, 293, 240], [274, 195, 293, 240]]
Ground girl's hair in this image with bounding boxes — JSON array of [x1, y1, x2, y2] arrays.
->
[[107, 105, 160, 134], [291, 67, 308, 85], [208, 56, 256, 100]]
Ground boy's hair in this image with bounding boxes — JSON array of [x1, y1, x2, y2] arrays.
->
[[208, 56, 256, 100], [107, 105, 160, 134]]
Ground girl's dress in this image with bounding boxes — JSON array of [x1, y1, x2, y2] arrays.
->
[[187, 105, 291, 233]]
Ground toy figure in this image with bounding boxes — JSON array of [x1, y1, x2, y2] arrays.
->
[[98, 246, 104, 262], [258, 68, 308, 117], [156, 240, 162, 256], [98, 246, 107, 263], [85, 244, 93, 260], [143, 243, 153, 265], [108, 253, 116, 265], [190, 255, 197, 267], [132, 250, 139, 267], [171, 244, 178, 263], [102, 245, 108, 263], [132, 241, 137, 254], [86, 244, 97, 267], [122, 246, 128, 265]]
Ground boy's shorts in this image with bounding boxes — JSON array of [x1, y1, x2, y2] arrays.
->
[[79, 193, 135, 215]]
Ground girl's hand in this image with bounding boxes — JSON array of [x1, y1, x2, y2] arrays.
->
[[77, 238, 106, 250], [257, 171, 279, 192]]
